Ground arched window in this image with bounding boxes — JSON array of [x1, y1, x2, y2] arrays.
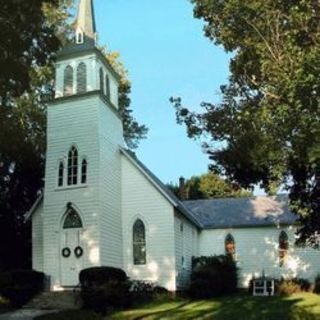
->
[[225, 233, 235, 259], [133, 219, 146, 265], [63, 65, 73, 96], [99, 68, 104, 94], [81, 159, 87, 184], [58, 161, 64, 187], [77, 62, 87, 94], [68, 146, 78, 186], [105, 74, 110, 98], [63, 208, 83, 229], [279, 231, 289, 267]]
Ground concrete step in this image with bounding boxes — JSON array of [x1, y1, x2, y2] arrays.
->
[[24, 291, 81, 310]]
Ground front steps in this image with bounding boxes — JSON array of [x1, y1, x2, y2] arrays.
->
[[24, 291, 81, 310]]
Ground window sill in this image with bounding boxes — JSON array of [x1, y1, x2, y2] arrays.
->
[[55, 184, 88, 192]]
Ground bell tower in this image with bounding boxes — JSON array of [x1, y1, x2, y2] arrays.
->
[[42, 0, 124, 289]]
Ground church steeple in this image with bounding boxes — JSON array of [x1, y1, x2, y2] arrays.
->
[[74, 0, 96, 44]]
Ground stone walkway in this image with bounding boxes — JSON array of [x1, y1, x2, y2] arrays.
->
[[0, 309, 59, 320]]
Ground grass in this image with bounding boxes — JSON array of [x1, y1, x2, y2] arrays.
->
[[33, 293, 320, 320], [110, 293, 320, 320]]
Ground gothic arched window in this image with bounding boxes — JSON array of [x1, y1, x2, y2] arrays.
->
[[63, 208, 83, 229], [58, 161, 64, 187], [225, 233, 235, 259], [63, 65, 73, 96], [99, 68, 104, 94], [81, 159, 87, 184], [77, 62, 87, 94], [133, 219, 146, 265], [105, 74, 110, 98], [68, 146, 78, 186], [279, 231, 289, 267]]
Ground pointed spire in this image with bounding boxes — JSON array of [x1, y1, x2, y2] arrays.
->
[[75, 0, 96, 42]]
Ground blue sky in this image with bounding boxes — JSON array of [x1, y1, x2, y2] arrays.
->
[[94, 0, 231, 185]]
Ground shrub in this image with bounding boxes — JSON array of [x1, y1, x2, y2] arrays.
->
[[129, 281, 169, 303], [80, 267, 130, 313], [278, 278, 311, 296], [314, 275, 320, 294], [189, 255, 238, 299], [35, 310, 102, 320], [0, 270, 45, 307], [130, 280, 154, 303]]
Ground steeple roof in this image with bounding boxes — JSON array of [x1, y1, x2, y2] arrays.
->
[[75, 0, 96, 41]]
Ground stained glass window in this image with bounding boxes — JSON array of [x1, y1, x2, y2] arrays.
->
[[68, 146, 78, 185], [77, 62, 87, 94], [133, 219, 146, 265], [225, 233, 235, 259], [63, 65, 73, 96], [279, 231, 289, 267], [58, 161, 64, 187], [63, 208, 83, 229], [81, 159, 87, 184]]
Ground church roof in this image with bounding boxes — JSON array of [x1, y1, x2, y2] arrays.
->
[[183, 195, 297, 229]]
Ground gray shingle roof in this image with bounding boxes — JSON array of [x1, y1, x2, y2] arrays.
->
[[183, 195, 297, 229]]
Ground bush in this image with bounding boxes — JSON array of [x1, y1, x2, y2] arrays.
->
[[0, 270, 45, 307], [80, 267, 130, 313], [189, 255, 238, 299], [278, 278, 311, 296], [35, 310, 102, 320], [129, 280, 169, 303], [314, 275, 320, 294]]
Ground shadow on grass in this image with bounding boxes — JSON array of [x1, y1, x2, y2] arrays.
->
[[127, 294, 320, 320]]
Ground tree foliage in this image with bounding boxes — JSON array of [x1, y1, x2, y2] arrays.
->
[[172, 0, 320, 246], [167, 172, 252, 200], [105, 51, 148, 149]]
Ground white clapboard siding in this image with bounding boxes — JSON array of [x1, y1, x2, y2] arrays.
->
[[199, 227, 320, 287], [98, 97, 124, 268], [174, 211, 198, 289], [121, 155, 177, 291]]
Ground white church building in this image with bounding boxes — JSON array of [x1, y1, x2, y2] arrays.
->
[[27, 0, 320, 291]]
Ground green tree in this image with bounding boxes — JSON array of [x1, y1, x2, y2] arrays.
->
[[172, 0, 320, 246], [168, 173, 252, 200]]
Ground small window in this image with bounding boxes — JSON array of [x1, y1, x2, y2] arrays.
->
[[81, 159, 87, 184], [63, 208, 83, 229], [105, 74, 110, 98], [279, 231, 289, 267], [225, 233, 235, 259], [99, 68, 104, 94], [77, 62, 87, 94], [63, 65, 73, 96], [76, 31, 84, 44], [58, 161, 64, 187], [133, 219, 146, 265], [180, 223, 183, 232], [68, 146, 78, 186]]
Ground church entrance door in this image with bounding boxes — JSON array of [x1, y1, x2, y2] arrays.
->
[[60, 207, 84, 287]]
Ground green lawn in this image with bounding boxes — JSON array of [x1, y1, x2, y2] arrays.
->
[[34, 293, 320, 320], [110, 293, 320, 320]]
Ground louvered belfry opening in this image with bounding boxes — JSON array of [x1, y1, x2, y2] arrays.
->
[[77, 62, 87, 94], [63, 65, 73, 96]]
